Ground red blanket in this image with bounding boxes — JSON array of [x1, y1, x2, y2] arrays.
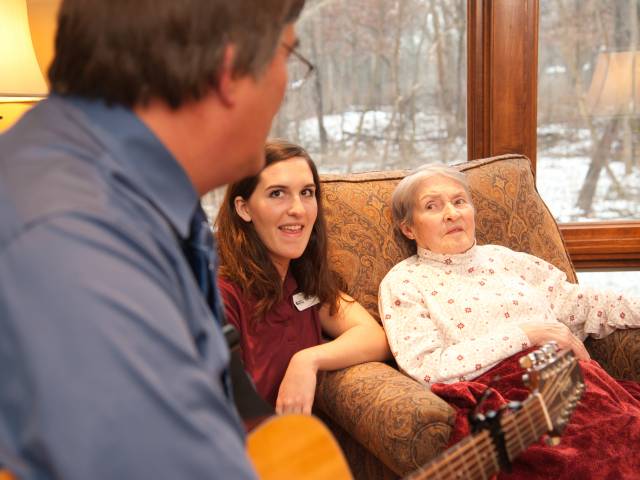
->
[[431, 350, 640, 479]]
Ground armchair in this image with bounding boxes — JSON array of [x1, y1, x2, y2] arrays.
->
[[314, 154, 640, 479]]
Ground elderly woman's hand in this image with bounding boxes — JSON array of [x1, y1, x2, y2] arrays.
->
[[275, 349, 319, 415], [520, 322, 591, 361]]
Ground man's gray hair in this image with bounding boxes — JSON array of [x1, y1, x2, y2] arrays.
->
[[391, 163, 472, 230], [49, 0, 306, 109]]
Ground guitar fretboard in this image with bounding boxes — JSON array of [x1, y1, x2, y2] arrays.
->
[[405, 376, 572, 480]]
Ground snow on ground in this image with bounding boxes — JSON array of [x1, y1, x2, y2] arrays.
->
[[537, 155, 640, 222], [281, 109, 467, 172], [578, 271, 640, 296]]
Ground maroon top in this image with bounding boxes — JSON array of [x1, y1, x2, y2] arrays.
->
[[217, 272, 323, 406]]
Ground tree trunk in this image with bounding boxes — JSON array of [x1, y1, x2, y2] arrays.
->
[[576, 118, 619, 215], [310, 20, 329, 153]]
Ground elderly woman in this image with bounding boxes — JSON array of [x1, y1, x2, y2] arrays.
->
[[379, 164, 640, 479]]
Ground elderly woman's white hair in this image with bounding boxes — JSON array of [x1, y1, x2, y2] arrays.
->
[[391, 163, 472, 231]]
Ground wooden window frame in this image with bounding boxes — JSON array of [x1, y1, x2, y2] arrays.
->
[[467, 0, 640, 270]]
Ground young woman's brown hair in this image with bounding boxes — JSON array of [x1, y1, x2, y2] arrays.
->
[[216, 138, 343, 318]]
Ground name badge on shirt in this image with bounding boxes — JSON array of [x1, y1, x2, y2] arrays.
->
[[292, 292, 321, 311]]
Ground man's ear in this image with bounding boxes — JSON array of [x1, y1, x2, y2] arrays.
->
[[217, 45, 239, 108], [234, 196, 252, 222], [400, 221, 415, 240]]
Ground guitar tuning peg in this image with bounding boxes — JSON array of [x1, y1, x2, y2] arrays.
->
[[547, 341, 560, 352], [533, 350, 546, 367], [541, 343, 557, 361], [519, 356, 533, 369], [545, 436, 561, 447]]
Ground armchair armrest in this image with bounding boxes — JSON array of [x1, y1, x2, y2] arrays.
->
[[585, 329, 640, 382], [315, 362, 456, 476]]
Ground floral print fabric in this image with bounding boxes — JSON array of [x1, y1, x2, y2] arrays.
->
[[379, 243, 640, 387]]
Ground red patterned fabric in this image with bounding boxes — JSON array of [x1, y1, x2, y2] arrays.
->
[[432, 349, 640, 479]]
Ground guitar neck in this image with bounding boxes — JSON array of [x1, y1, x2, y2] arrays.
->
[[405, 395, 549, 480], [405, 429, 498, 480], [503, 394, 552, 464]]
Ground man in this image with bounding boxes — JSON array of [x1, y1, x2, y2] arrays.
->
[[0, 0, 305, 478]]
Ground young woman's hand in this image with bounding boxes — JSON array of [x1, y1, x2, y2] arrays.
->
[[275, 349, 319, 415], [520, 322, 591, 361]]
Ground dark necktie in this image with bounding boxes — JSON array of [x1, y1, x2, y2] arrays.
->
[[184, 205, 224, 326], [183, 205, 237, 399], [184, 205, 274, 424]]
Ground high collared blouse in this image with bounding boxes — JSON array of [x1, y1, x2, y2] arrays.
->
[[379, 243, 640, 387]]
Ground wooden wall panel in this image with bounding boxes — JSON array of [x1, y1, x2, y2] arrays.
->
[[468, 0, 539, 169], [560, 222, 640, 269], [468, 0, 640, 269]]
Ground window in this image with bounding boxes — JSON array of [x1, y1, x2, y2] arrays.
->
[[203, 0, 467, 219], [537, 1, 640, 223], [535, 0, 640, 272], [271, 0, 467, 173], [205, 0, 639, 277], [578, 270, 640, 296]]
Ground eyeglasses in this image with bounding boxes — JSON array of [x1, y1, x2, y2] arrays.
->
[[282, 41, 315, 90]]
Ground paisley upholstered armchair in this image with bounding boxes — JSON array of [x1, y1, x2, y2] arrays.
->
[[314, 154, 640, 479]]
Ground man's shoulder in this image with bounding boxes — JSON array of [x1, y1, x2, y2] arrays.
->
[[0, 100, 106, 236], [0, 161, 138, 258], [0, 100, 172, 256]]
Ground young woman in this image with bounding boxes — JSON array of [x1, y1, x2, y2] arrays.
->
[[215, 139, 389, 415]]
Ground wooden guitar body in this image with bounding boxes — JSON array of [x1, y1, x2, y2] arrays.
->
[[248, 414, 353, 480]]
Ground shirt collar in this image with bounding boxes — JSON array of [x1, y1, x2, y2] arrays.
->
[[417, 241, 478, 265], [62, 95, 198, 238], [283, 269, 298, 297]]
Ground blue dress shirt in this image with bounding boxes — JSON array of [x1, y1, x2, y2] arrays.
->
[[0, 96, 256, 479]]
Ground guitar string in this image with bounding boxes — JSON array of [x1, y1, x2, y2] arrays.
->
[[413, 402, 567, 480], [409, 361, 579, 480], [477, 360, 576, 479], [428, 362, 573, 474], [502, 361, 575, 444], [419, 380, 574, 480], [501, 364, 573, 451], [409, 432, 498, 480], [410, 427, 502, 480], [503, 389, 572, 454], [501, 363, 577, 455]]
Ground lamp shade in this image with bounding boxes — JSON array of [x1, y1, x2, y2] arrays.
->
[[586, 51, 640, 117], [0, 0, 49, 102]]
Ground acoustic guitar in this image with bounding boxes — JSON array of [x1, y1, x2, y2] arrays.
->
[[248, 342, 584, 480], [0, 343, 583, 480]]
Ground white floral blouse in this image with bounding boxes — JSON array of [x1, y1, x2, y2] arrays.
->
[[378, 243, 640, 387]]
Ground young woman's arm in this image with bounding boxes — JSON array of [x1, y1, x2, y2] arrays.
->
[[275, 293, 390, 415]]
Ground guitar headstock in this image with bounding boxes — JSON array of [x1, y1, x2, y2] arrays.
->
[[519, 342, 585, 442]]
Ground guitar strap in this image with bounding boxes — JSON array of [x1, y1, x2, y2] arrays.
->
[[177, 210, 274, 428], [222, 324, 275, 428]]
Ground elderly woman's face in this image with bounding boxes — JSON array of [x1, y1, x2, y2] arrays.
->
[[401, 174, 476, 255]]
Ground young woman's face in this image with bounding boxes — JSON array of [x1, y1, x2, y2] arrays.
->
[[235, 157, 318, 277], [401, 174, 476, 255]]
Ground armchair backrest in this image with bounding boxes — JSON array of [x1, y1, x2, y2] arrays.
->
[[320, 154, 577, 320]]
